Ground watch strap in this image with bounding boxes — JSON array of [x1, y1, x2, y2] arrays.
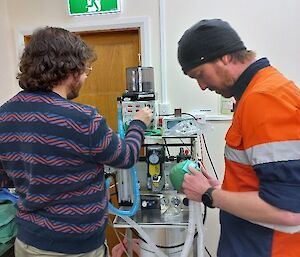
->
[[202, 187, 216, 208]]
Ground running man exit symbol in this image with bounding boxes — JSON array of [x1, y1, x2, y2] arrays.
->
[[86, 0, 101, 12]]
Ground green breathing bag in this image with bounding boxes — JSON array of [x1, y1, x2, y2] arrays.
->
[[169, 160, 200, 192]]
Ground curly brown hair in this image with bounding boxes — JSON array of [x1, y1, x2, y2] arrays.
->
[[17, 26, 97, 91]]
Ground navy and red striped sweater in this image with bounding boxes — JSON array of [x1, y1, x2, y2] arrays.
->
[[0, 90, 146, 254]]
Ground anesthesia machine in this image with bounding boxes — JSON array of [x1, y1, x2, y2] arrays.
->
[[106, 65, 208, 257]]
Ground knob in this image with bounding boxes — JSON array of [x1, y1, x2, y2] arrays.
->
[[141, 201, 147, 208]]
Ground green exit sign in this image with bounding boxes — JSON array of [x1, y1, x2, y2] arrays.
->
[[68, 0, 120, 15]]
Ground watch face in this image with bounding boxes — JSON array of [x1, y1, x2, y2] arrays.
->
[[149, 153, 159, 164]]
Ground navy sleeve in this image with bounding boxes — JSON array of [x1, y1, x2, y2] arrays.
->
[[255, 160, 300, 212], [88, 110, 145, 168]]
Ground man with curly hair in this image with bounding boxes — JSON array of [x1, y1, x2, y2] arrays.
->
[[0, 26, 152, 257]]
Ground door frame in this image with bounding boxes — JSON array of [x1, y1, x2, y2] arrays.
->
[[16, 16, 151, 67]]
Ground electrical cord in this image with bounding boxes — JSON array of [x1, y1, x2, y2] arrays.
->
[[205, 246, 213, 257], [203, 204, 207, 224], [201, 134, 219, 180], [163, 138, 171, 157], [181, 112, 219, 180]]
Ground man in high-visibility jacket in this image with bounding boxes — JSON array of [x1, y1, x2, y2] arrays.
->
[[178, 19, 300, 257]]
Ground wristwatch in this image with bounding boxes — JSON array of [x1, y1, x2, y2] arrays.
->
[[202, 187, 216, 208]]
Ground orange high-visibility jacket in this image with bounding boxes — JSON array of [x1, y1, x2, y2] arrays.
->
[[219, 63, 300, 257]]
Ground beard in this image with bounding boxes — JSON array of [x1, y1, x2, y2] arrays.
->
[[66, 78, 82, 100], [217, 88, 234, 98], [212, 65, 235, 98]]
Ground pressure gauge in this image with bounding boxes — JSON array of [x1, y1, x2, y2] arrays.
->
[[149, 153, 160, 164]]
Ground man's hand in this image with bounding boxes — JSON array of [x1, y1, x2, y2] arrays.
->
[[182, 165, 221, 202], [133, 107, 153, 127]]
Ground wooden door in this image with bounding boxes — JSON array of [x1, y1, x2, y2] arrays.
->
[[75, 29, 140, 131]]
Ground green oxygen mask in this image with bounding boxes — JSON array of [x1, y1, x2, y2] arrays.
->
[[170, 160, 200, 192]]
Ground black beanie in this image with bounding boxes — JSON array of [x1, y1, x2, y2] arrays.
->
[[178, 19, 246, 73]]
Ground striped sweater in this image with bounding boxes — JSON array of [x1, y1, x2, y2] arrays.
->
[[0, 90, 146, 254]]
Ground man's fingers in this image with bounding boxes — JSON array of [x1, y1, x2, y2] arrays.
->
[[202, 171, 212, 179], [188, 165, 198, 175]]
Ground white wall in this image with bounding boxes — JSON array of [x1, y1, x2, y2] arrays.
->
[[0, 0, 18, 104], [2, 0, 300, 256], [164, 0, 300, 114]]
